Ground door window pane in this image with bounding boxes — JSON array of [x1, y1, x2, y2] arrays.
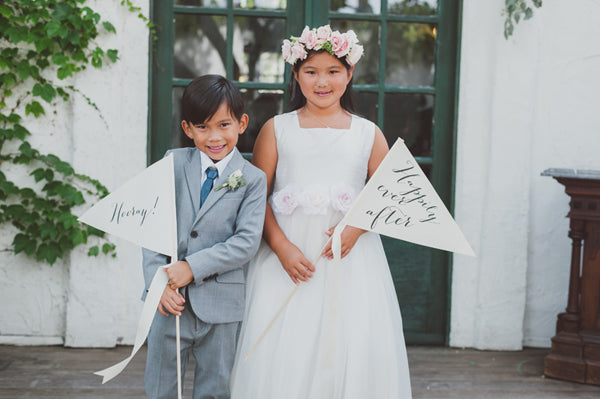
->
[[174, 14, 227, 79], [330, 19, 380, 85], [233, 17, 286, 83], [388, 0, 438, 15], [384, 93, 433, 157], [354, 91, 378, 123], [175, 0, 227, 7], [239, 89, 284, 152], [235, 0, 287, 9], [385, 22, 436, 86], [171, 86, 194, 150], [330, 0, 380, 14]]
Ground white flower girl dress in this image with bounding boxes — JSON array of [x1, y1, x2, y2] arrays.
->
[[230, 110, 412, 399]]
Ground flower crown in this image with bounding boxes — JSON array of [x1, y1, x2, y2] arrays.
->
[[281, 25, 364, 66]]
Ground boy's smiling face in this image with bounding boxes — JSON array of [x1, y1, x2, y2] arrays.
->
[[181, 101, 248, 162]]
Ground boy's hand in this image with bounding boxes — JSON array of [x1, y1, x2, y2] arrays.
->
[[322, 225, 366, 260], [166, 260, 194, 290], [158, 286, 185, 316]]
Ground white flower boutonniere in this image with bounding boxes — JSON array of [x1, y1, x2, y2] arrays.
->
[[215, 169, 246, 192]]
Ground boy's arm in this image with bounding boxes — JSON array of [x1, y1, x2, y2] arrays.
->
[[184, 170, 267, 283]]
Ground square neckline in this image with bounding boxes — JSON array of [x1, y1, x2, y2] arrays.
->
[[293, 110, 354, 131]]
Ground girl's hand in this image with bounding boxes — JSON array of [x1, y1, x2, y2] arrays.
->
[[158, 285, 185, 316], [276, 241, 315, 284], [322, 225, 366, 259]]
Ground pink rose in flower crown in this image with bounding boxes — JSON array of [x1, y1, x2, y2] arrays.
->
[[316, 25, 332, 45], [331, 31, 351, 57], [291, 41, 308, 62], [346, 30, 359, 45], [281, 39, 293, 63], [299, 26, 317, 50], [346, 44, 364, 66]]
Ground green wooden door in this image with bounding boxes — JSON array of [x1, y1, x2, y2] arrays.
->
[[149, 0, 461, 345]]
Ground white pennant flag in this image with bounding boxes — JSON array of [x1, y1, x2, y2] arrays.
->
[[79, 153, 177, 257], [343, 138, 475, 257], [79, 153, 178, 384]]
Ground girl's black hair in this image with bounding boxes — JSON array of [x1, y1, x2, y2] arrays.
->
[[181, 74, 244, 125], [287, 50, 356, 114]]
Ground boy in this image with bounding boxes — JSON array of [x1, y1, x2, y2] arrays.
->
[[142, 75, 267, 399]]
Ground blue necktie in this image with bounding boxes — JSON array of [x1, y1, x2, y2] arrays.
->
[[201, 167, 218, 206]]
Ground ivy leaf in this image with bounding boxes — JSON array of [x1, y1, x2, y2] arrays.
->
[[40, 222, 58, 240], [13, 124, 29, 140], [88, 245, 99, 256], [103, 21, 116, 34], [107, 49, 119, 63], [524, 7, 533, 20], [57, 212, 78, 229], [13, 233, 37, 256], [36, 242, 62, 264], [70, 228, 87, 246], [46, 19, 62, 38], [52, 53, 69, 67], [0, 5, 12, 18], [102, 243, 116, 255], [25, 101, 45, 117], [52, 3, 73, 20], [16, 60, 31, 80], [31, 168, 54, 182], [41, 84, 57, 103]]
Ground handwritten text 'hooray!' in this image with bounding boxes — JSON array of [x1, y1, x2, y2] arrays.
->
[[110, 197, 159, 226]]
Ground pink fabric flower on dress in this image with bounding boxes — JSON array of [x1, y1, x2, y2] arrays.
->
[[330, 185, 355, 213], [271, 186, 300, 215], [300, 186, 330, 215], [331, 31, 351, 58], [299, 26, 317, 50]]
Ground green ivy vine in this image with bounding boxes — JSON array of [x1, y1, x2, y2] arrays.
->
[[503, 0, 543, 39], [0, 0, 149, 264]]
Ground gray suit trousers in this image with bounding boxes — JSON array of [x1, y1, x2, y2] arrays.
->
[[145, 307, 239, 399]]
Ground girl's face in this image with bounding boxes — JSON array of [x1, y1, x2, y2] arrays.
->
[[293, 51, 353, 111]]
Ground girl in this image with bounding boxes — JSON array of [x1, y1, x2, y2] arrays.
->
[[230, 25, 412, 398]]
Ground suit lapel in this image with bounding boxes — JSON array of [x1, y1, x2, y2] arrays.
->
[[184, 149, 203, 216], [193, 149, 246, 224]]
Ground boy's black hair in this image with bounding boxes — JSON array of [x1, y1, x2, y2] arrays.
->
[[181, 74, 244, 125], [287, 50, 356, 113]]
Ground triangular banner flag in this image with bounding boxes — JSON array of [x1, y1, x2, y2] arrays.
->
[[343, 138, 475, 256], [79, 153, 177, 257]]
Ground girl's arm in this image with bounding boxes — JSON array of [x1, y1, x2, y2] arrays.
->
[[322, 125, 389, 259], [252, 118, 315, 284]]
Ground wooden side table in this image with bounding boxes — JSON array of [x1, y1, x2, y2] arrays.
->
[[542, 168, 600, 386]]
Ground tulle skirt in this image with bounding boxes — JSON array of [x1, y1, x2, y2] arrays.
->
[[230, 210, 412, 398]]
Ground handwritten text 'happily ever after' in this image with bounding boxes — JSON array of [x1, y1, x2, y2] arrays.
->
[[365, 162, 439, 229]]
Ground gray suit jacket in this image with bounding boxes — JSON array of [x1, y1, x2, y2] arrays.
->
[[142, 147, 266, 324]]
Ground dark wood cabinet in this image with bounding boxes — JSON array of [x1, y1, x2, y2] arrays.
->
[[542, 169, 600, 386]]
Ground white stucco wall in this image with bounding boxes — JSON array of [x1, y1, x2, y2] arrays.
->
[[0, 1, 150, 347], [452, 0, 600, 349]]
